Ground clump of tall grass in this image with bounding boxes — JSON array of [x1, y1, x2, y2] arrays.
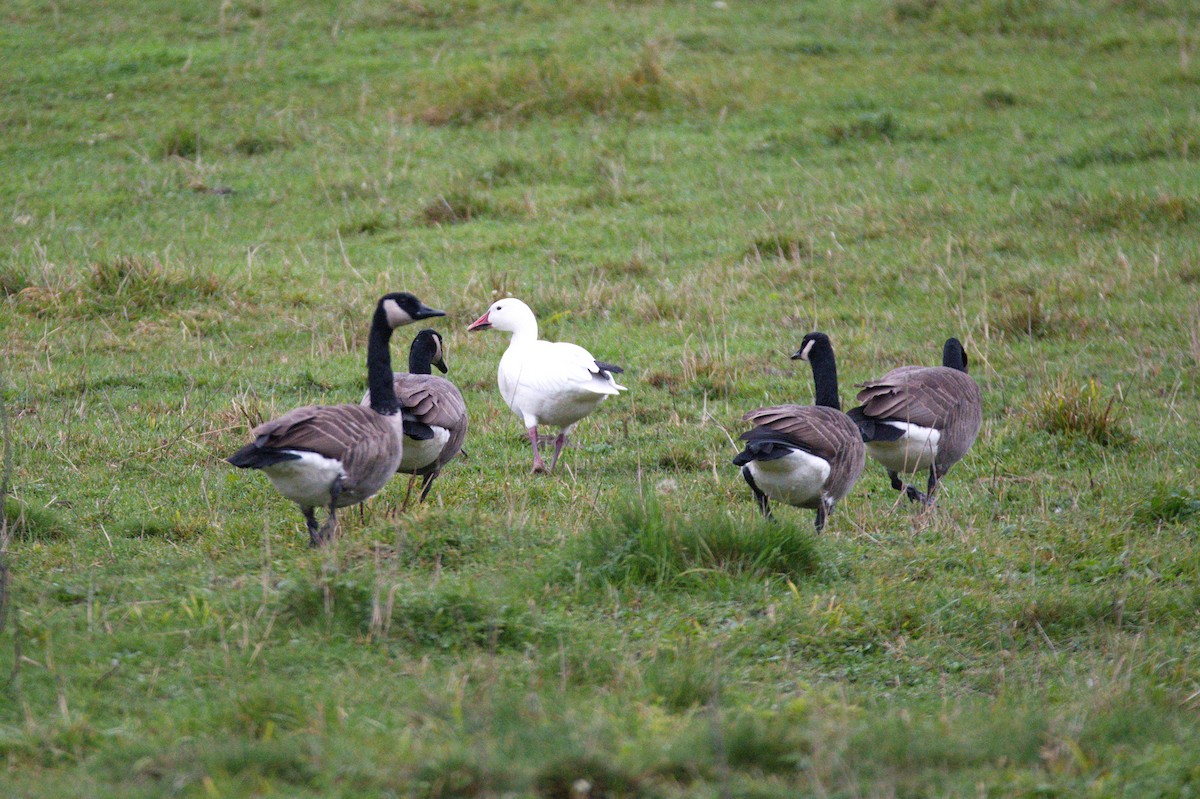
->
[[565, 498, 820, 590], [414, 42, 689, 125], [0, 262, 31, 296], [990, 286, 1076, 338], [827, 111, 901, 144], [158, 124, 201, 159], [4, 497, 68, 541], [13, 254, 223, 318], [420, 187, 497, 225], [1051, 191, 1194, 232], [86, 255, 224, 316], [892, 0, 1086, 39], [1057, 120, 1199, 169], [1024, 379, 1131, 446], [1136, 484, 1200, 526], [280, 572, 534, 651]]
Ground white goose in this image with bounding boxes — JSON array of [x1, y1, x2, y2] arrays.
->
[[467, 297, 626, 473]]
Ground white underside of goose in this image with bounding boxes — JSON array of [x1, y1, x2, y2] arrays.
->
[[745, 449, 831, 508], [399, 426, 451, 472], [866, 423, 940, 474], [499, 340, 625, 429], [262, 451, 348, 509]]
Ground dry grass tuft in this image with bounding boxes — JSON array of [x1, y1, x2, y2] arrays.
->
[[990, 286, 1069, 338], [827, 111, 901, 144], [1024, 379, 1131, 446], [1051, 191, 1194, 232], [420, 188, 496, 226], [159, 124, 201, 159], [12, 254, 224, 318], [1057, 121, 1199, 169], [414, 41, 689, 126], [745, 233, 816, 262]]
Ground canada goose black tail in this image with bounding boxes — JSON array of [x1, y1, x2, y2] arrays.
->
[[402, 416, 436, 441], [846, 406, 905, 443], [595, 361, 624, 376], [732, 428, 804, 466], [226, 444, 301, 469]]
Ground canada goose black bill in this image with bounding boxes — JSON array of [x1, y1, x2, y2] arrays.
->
[[227, 292, 445, 546], [733, 332, 865, 533], [846, 337, 982, 506]]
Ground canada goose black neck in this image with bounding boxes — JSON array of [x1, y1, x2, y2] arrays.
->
[[795, 333, 841, 410], [408, 330, 445, 375], [367, 303, 401, 416], [942, 338, 968, 373]]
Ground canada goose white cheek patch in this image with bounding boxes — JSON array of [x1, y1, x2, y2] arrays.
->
[[383, 299, 413, 328]]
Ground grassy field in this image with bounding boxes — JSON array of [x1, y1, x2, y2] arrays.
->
[[3, 0, 1200, 795]]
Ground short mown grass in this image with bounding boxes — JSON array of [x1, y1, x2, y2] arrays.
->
[[3, 0, 1200, 796]]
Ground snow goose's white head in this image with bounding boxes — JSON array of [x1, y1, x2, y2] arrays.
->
[[466, 297, 538, 341]]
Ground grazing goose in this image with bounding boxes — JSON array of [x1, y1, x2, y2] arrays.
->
[[733, 332, 865, 532], [226, 293, 446, 545], [466, 297, 626, 474], [846, 337, 982, 506], [361, 329, 468, 509]]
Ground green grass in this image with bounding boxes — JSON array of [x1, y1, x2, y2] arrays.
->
[[3, 0, 1200, 795]]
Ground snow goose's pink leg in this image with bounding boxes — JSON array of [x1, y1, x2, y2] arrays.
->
[[549, 431, 569, 472], [528, 426, 549, 474]]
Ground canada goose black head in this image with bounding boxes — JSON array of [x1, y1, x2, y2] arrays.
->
[[379, 293, 447, 329], [942, 337, 968, 373], [791, 331, 832, 363], [409, 329, 448, 374], [790, 332, 840, 411]]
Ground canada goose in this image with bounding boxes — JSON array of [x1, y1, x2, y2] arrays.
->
[[466, 297, 626, 474], [733, 332, 865, 532], [846, 337, 982, 506], [361, 328, 467, 509], [226, 293, 446, 545]]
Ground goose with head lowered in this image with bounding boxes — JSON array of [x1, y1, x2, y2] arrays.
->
[[361, 328, 467, 509], [466, 297, 626, 474], [733, 332, 865, 533], [226, 292, 446, 545], [846, 337, 982, 506]]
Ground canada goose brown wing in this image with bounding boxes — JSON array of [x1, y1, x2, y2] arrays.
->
[[742, 405, 860, 461], [393, 375, 467, 432], [251, 404, 399, 480], [393, 374, 469, 467], [854, 367, 976, 427]]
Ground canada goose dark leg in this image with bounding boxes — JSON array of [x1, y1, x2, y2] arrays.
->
[[891, 469, 927, 503], [814, 502, 828, 534], [314, 479, 343, 546], [528, 426, 548, 474], [742, 468, 772, 519], [417, 472, 437, 503], [549, 432, 569, 472], [400, 473, 419, 513], [303, 507, 320, 548], [889, 470, 905, 492], [923, 466, 940, 507]]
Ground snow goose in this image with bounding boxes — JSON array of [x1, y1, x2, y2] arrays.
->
[[226, 293, 445, 545], [466, 297, 626, 474], [733, 332, 865, 532], [847, 337, 982, 506], [361, 328, 467, 508]]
